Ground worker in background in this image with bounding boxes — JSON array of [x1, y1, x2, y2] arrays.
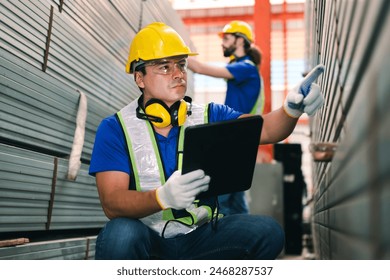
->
[[187, 20, 264, 216], [89, 22, 324, 260]]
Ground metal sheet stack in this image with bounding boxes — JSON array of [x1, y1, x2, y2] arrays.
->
[[0, 0, 193, 259], [305, 0, 390, 259], [0, 236, 97, 260]]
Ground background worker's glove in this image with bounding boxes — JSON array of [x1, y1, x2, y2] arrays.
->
[[156, 169, 210, 210], [284, 64, 325, 118]]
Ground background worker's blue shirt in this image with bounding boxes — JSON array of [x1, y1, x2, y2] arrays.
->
[[225, 56, 261, 113], [89, 102, 242, 181]]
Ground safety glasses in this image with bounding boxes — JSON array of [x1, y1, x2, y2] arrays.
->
[[145, 58, 188, 75]]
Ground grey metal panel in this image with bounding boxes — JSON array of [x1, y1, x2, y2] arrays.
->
[[0, 143, 107, 233], [1, 0, 194, 156], [0, 144, 53, 232], [306, 0, 390, 259], [63, 0, 132, 60], [381, 182, 390, 258], [0, 0, 196, 259], [49, 158, 108, 230], [109, 0, 141, 32], [337, 1, 357, 87], [316, 223, 330, 260], [1, 54, 88, 158], [328, 142, 370, 204], [329, 195, 371, 239], [0, 236, 97, 260], [0, 1, 47, 68], [330, 231, 374, 260], [1, 0, 137, 160], [1, 0, 193, 154], [46, 0, 136, 106], [340, 1, 374, 106]]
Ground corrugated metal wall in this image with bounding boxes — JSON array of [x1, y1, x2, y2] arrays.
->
[[0, 236, 97, 260], [305, 0, 390, 259], [0, 0, 193, 259]]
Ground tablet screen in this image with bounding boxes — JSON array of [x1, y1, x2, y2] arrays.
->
[[182, 116, 263, 199]]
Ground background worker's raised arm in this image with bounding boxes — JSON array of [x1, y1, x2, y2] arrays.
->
[[187, 56, 233, 79]]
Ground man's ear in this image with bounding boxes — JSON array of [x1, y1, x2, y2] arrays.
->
[[236, 36, 245, 46], [134, 72, 145, 88]]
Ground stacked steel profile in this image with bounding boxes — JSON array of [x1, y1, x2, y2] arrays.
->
[[0, 0, 194, 259], [306, 0, 390, 259]]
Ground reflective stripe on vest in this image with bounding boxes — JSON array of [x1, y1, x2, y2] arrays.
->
[[117, 97, 210, 237], [243, 59, 265, 115]]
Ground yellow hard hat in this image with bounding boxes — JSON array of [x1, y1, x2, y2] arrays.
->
[[218, 20, 254, 43], [126, 22, 198, 73]]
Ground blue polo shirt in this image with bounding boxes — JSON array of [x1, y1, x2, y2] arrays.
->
[[225, 56, 261, 113], [89, 102, 242, 180]]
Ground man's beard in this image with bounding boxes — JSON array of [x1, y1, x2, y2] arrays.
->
[[223, 45, 236, 57]]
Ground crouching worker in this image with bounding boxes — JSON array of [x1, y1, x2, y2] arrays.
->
[[89, 22, 325, 260]]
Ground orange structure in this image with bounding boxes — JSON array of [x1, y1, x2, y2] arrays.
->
[[177, 0, 305, 161]]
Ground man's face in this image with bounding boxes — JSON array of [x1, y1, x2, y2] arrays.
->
[[135, 56, 188, 106], [221, 33, 237, 57]]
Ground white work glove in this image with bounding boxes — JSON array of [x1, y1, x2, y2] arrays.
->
[[156, 169, 210, 210], [284, 64, 325, 118]]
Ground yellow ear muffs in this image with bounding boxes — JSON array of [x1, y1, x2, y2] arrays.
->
[[175, 100, 188, 126], [169, 100, 187, 126], [144, 99, 171, 128], [137, 96, 192, 128]]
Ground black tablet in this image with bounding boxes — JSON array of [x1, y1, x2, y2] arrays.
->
[[182, 115, 263, 199]]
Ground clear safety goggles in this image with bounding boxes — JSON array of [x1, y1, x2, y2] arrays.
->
[[145, 58, 188, 75]]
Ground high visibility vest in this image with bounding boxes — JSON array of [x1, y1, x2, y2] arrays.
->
[[243, 59, 265, 115], [116, 97, 214, 238], [249, 75, 265, 115]]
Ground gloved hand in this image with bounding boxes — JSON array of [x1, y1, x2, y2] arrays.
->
[[284, 64, 325, 118], [156, 169, 210, 210]]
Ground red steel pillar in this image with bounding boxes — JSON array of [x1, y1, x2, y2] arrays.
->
[[254, 0, 273, 162]]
